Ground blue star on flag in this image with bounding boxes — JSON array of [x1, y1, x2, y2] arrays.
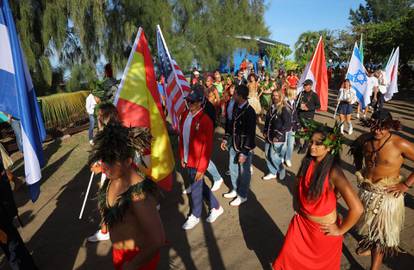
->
[[348, 69, 367, 85]]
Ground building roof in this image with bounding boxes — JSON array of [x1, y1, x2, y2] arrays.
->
[[234, 35, 289, 47]]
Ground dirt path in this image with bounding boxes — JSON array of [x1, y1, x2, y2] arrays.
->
[[1, 90, 413, 270]]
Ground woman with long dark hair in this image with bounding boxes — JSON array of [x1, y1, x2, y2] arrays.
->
[[273, 124, 363, 270]]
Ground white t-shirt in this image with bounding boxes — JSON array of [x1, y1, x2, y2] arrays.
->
[[183, 109, 202, 163], [338, 88, 357, 104], [367, 77, 379, 96], [86, 94, 97, 115]]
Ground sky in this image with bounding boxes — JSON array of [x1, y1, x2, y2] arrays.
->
[[264, 0, 364, 52]]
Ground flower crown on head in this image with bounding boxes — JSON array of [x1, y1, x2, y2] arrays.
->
[[295, 119, 345, 156]]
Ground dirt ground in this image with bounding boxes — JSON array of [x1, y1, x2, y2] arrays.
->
[[1, 90, 414, 270]]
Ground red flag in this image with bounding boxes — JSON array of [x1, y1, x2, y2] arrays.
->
[[298, 37, 328, 111]]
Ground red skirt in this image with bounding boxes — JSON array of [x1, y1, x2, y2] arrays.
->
[[273, 214, 343, 270], [112, 247, 160, 270]]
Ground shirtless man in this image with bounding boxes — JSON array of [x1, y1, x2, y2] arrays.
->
[[89, 123, 165, 270], [351, 109, 414, 270]]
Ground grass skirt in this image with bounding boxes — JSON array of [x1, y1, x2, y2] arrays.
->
[[355, 171, 405, 256]]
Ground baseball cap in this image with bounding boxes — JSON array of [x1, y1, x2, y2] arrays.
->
[[185, 85, 204, 103], [303, 79, 313, 86]]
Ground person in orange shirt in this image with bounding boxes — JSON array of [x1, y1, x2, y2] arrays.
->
[[286, 71, 299, 89]]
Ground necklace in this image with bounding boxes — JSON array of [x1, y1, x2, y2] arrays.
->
[[368, 133, 392, 168]]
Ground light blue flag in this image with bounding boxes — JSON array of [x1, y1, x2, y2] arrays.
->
[[0, 0, 46, 202], [346, 43, 369, 109]]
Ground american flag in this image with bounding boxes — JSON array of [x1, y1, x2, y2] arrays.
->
[[156, 26, 190, 130]]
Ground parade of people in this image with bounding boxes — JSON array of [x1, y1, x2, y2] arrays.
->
[[0, 0, 413, 269]]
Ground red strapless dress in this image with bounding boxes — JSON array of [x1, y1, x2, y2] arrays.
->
[[273, 160, 343, 270]]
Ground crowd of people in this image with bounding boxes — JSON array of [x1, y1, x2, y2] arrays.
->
[[1, 64, 413, 270]]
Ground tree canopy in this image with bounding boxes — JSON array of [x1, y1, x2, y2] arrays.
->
[[10, 0, 269, 95]]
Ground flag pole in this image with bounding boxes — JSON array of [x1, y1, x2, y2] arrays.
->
[[79, 172, 95, 220], [156, 25, 188, 109]]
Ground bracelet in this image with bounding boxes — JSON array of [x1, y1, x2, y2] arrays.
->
[[402, 182, 412, 189]]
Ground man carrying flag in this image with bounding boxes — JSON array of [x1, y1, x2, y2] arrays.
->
[[297, 36, 328, 112]]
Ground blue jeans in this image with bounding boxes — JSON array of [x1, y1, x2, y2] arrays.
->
[[265, 142, 286, 179], [283, 131, 295, 162], [187, 168, 220, 218], [88, 114, 95, 140], [10, 119, 23, 153], [206, 160, 222, 182], [229, 147, 252, 198]]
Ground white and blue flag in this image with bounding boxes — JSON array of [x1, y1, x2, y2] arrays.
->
[[1, 0, 46, 202], [346, 43, 369, 109]]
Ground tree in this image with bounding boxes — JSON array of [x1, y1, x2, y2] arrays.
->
[[349, 0, 414, 25], [10, 0, 269, 94], [349, 1, 414, 65], [266, 44, 292, 68]]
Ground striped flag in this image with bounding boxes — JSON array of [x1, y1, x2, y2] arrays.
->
[[114, 27, 175, 191], [156, 25, 190, 130], [0, 0, 46, 202], [384, 47, 399, 101], [346, 43, 369, 108]]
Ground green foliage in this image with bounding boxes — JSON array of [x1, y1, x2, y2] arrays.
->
[[266, 44, 292, 68], [295, 119, 345, 156], [38, 91, 89, 129], [284, 60, 299, 71], [355, 9, 414, 65], [10, 0, 269, 94], [66, 64, 97, 92], [294, 31, 340, 69], [347, 1, 414, 65], [349, 0, 414, 25]]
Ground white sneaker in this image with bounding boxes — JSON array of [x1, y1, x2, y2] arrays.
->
[[223, 190, 237, 199], [182, 186, 192, 194], [182, 214, 200, 230], [356, 113, 360, 119], [206, 206, 224, 223], [262, 173, 277, 181], [348, 126, 353, 135], [87, 230, 110, 242], [340, 125, 345, 135], [230, 196, 247, 206], [285, 160, 292, 167], [211, 178, 223, 192], [89, 140, 94, 146]]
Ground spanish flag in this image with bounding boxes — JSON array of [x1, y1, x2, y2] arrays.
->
[[114, 27, 174, 191]]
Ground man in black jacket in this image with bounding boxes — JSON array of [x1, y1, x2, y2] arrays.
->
[[296, 79, 320, 153], [221, 84, 256, 206], [0, 156, 38, 270]]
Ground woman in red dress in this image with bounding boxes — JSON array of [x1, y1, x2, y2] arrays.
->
[[273, 124, 363, 270]]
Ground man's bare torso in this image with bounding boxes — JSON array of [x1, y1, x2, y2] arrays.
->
[[362, 134, 404, 183]]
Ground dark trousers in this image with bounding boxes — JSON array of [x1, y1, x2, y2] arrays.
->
[[0, 217, 38, 270], [187, 167, 220, 218], [373, 92, 385, 112]]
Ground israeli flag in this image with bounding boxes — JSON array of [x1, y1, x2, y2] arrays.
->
[[1, 0, 46, 202], [346, 43, 369, 109]]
